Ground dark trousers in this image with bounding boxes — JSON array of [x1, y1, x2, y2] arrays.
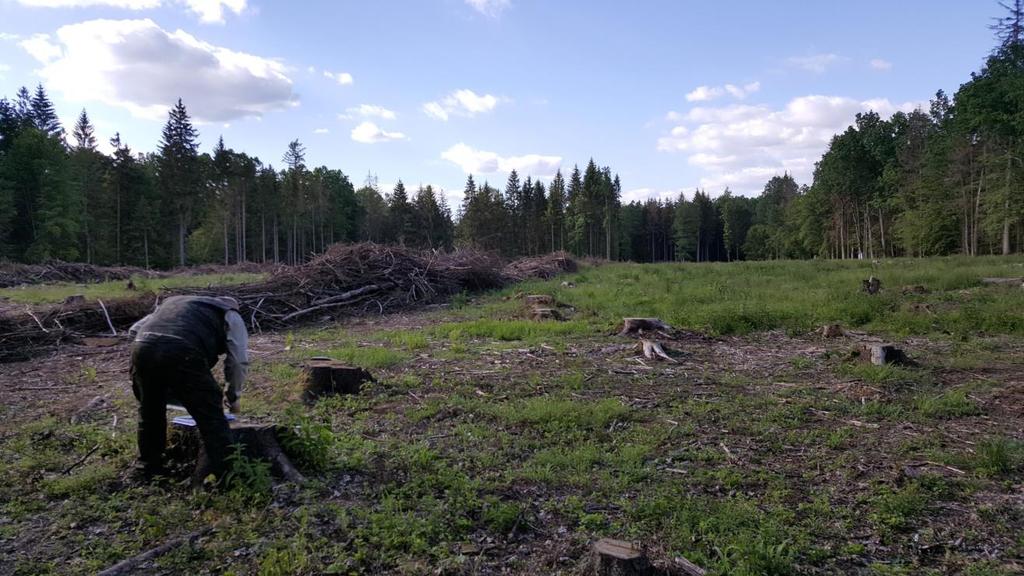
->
[[130, 338, 231, 478]]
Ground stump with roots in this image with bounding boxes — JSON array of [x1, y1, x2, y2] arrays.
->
[[302, 359, 374, 404], [590, 538, 706, 576], [862, 276, 882, 295], [857, 343, 906, 366], [171, 421, 305, 485]]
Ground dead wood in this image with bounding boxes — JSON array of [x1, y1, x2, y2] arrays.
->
[[173, 422, 306, 484], [524, 294, 555, 306], [862, 276, 882, 295], [591, 538, 704, 576], [980, 277, 1024, 287], [0, 243, 578, 363], [530, 307, 562, 321], [857, 343, 906, 366], [302, 360, 374, 403], [819, 324, 845, 338], [96, 527, 213, 576], [620, 318, 672, 336]]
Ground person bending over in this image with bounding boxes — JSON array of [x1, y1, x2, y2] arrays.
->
[[128, 295, 249, 479]]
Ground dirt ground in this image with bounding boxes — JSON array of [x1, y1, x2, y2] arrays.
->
[[1, 300, 1022, 575]]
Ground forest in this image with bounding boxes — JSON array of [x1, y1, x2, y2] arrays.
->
[[2, 5, 1024, 267]]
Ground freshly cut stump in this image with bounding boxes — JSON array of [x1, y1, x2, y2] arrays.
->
[[619, 318, 672, 336], [172, 422, 305, 484], [858, 343, 905, 366], [302, 359, 373, 404], [530, 307, 562, 321], [819, 323, 844, 338], [641, 339, 676, 363], [591, 538, 705, 576], [524, 294, 556, 306], [592, 539, 652, 576]]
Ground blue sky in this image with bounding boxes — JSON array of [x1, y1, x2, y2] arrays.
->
[[0, 0, 998, 207]]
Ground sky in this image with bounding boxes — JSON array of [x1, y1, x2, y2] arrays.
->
[[0, 0, 1000, 208]]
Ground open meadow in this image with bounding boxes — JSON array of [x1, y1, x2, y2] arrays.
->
[[1, 257, 1022, 575]]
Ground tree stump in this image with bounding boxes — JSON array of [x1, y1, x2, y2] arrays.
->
[[619, 318, 672, 336], [530, 307, 562, 321], [524, 294, 556, 306], [590, 538, 704, 576], [63, 294, 86, 305], [593, 539, 652, 576], [302, 359, 373, 404], [170, 421, 305, 484], [858, 343, 905, 366], [862, 276, 882, 295], [819, 324, 844, 338]]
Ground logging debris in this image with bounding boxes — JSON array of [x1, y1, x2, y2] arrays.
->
[[0, 243, 577, 362]]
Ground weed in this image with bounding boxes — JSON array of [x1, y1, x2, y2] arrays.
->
[[223, 444, 272, 501], [916, 389, 982, 419], [973, 436, 1022, 477]]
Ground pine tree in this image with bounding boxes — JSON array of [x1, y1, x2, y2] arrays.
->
[[389, 180, 412, 245], [993, 0, 1024, 49], [72, 109, 97, 150], [546, 170, 566, 251], [157, 98, 201, 266], [29, 84, 64, 142]]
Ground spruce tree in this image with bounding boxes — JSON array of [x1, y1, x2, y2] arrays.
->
[[157, 98, 201, 266], [30, 84, 64, 142], [72, 109, 97, 150]]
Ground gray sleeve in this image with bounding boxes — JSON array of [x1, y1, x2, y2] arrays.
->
[[223, 310, 250, 402]]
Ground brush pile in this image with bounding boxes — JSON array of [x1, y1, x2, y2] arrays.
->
[[0, 243, 576, 362], [502, 251, 576, 281], [0, 261, 159, 288]]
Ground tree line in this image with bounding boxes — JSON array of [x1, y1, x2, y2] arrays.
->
[[2, 2, 1023, 266]]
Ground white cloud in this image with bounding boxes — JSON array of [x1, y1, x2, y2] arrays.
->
[[0, 33, 21, 41], [341, 104, 396, 120], [19, 34, 63, 63], [685, 85, 722, 102], [423, 89, 499, 121], [685, 81, 759, 103], [0, 64, 10, 78], [622, 187, 680, 203], [464, 0, 508, 17], [15, 0, 245, 23], [183, 0, 246, 23], [313, 127, 328, 134], [870, 58, 893, 71], [21, 19, 297, 122], [351, 121, 406, 143], [787, 53, 843, 73], [441, 143, 561, 177], [658, 94, 921, 194], [725, 81, 760, 99], [323, 70, 353, 85]]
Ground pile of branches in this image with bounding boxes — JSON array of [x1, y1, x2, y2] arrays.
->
[[0, 243, 575, 362], [502, 251, 577, 281], [0, 261, 160, 288]]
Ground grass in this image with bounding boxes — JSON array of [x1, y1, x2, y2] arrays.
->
[[3, 256, 1023, 574], [0, 272, 266, 304]]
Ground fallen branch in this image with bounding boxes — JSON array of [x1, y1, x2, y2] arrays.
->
[[62, 444, 100, 475], [97, 299, 117, 336], [96, 527, 213, 576]]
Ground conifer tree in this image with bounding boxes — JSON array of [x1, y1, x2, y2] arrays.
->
[[157, 98, 201, 266]]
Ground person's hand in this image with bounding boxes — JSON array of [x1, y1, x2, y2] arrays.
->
[[227, 399, 241, 414]]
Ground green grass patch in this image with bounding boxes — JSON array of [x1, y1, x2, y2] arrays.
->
[[915, 389, 982, 419]]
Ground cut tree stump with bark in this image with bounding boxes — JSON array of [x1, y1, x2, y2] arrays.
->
[[591, 538, 706, 576], [174, 421, 305, 485], [530, 307, 562, 321], [857, 343, 905, 366], [619, 318, 672, 336], [819, 324, 844, 338], [862, 276, 882, 295], [524, 294, 556, 306], [302, 359, 374, 404]]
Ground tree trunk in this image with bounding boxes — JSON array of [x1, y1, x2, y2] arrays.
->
[[1004, 150, 1013, 256], [178, 216, 186, 267]]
